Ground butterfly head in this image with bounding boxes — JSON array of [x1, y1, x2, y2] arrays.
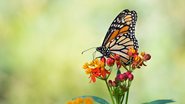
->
[[96, 46, 110, 57]]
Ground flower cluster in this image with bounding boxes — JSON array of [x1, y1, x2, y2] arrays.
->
[[83, 58, 110, 83], [115, 71, 134, 82], [102, 54, 122, 68], [128, 48, 151, 69], [83, 54, 123, 83], [82, 47, 151, 104], [66, 97, 93, 104], [108, 71, 134, 97]]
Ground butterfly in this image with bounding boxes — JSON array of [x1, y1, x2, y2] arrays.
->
[[96, 9, 139, 65]]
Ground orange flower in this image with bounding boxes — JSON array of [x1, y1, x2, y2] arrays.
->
[[85, 68, 92, 74], [130, 51, 151, 69], [83, 59, 110, 83], [84, 97, 94, 104], [134, 55, 141, 62], [66, 101, 73, 104], [66, 97, 94, 104], [73, 98, 83, 104], [83, 63, 89, 69], [128, 48, 138, 57], [126, 48, 151, 69], [141, 52, 145, 57]]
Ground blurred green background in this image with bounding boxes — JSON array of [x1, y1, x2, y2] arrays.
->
[[0, 0, 185, 104]]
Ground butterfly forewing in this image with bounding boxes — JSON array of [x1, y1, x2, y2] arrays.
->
[[102, 9, 138, 49], [102, 9, 139, 65]]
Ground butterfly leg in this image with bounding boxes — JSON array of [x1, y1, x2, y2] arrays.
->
[[121, 60, 129, 71]]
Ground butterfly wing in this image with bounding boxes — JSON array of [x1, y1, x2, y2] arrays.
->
[[102, 9, 138, 48], [103, 9, 138, 64], [108, 34, 137, 64]]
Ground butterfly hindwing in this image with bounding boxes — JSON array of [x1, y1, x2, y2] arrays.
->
[[109, 34, 136, 64]]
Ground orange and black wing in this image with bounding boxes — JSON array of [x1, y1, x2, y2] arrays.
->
[[108, 34, 138, 65], [103, 9, 138, 64], [102, 9, 138, 49]]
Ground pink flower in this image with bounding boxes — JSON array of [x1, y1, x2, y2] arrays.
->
[[128, 74, 134, 81], [116, 74, 124, 81], [125, 71, 134, 81], [116, 73, 127, 82]]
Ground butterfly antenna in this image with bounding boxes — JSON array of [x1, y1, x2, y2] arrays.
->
[[81, 47, 96, 54]]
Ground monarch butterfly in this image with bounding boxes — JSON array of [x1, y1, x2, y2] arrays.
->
[[96, 9, 139, 65]]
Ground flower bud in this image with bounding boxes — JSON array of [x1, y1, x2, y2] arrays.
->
[[125, 72, 134, 81], [116, 61, 121, 69], [106, 58, 115, 66], [131, 62, 137, 69], [108, 80, 112, 86], [127, 48, 138, 57], [128, 51, 133, 57], [128, 74, 134, 80], [122, 73, 128, 80], [114, 54, 120, 61], [112, 81, 116, 87], [134, 55, 141, 62], [125, 71, 131, 76], [141, 52, 145, 57], [100, 57, 106, 63], [143, 54, 151, 61], [116, 74, 126, 82]]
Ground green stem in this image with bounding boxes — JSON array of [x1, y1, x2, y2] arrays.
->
[[105, 80, 115, 104], [129, 65, 131, 71], [125, 88, 129, 104], [106, 67, 112, 79], [115, 96, 119, 104], [120, 94, 125, 104]]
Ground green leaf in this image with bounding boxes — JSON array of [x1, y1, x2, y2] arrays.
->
[[73, 96, 110, 104], [143, 99, 175, 104]]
